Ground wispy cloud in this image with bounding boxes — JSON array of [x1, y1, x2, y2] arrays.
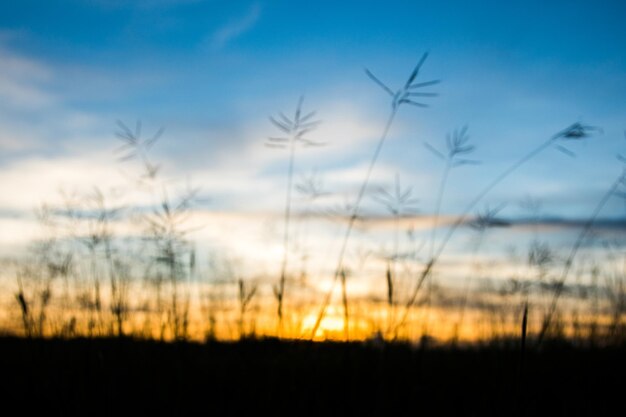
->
[[209, 2, 261, 50], [0, 46, 54, 109], [0, 46, 109, 156]]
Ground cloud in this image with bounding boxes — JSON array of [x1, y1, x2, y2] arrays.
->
[[0, 47, 55, 109], [0, 153, 124, 211], [0, 216, 41, 252], [0, 45, 135, 156], [209, 2, 261, 50], [504, 217, 626, 234], [0, 125, 40, 152], [0, 47, 60, 153], [168, 99, 392, 211]]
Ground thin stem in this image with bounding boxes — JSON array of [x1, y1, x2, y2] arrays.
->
[[393, 213, 400, 283], [518, 301, 528, 391], [89, 247, 100, 336], [340, 269, 349, 341], [16, 275, 30, 337], [537, 170, 625, 346], [277, 139, 296, 331], [439, 139, 553, 260], [418, 159, 451, 340], [104, 236, 123, 337], [429, 161, 452, 259], [309, 108, 398, 339], [388, 213, 400, 334], [396, 138, 555, 332]]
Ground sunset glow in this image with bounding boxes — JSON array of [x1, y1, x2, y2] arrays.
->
[[1, 0, 625, 345]]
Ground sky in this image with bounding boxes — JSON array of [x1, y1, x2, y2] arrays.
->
[[1, 0, 626, 273]]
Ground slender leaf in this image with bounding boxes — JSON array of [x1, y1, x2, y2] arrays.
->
[[405, 52, 428, 88], [365, 69, 394, 96]]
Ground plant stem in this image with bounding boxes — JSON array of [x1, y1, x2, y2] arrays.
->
[[277, 139, 297, 332], [310, 108, 398, 339], [396, 138, 555, 333], [388, 213, 400, 334], [429, 161, 452, 259], [537, 170, 625, 346], [417, 159, 452, 341], [340, 269, 349, 341], [517, 301, 528, 411]]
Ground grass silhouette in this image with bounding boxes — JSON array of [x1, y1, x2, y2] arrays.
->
[[266, 97, 322, 333], [1, 51, 625, 417], [2, 55, 623, 352], [310, 52, 440, 339]]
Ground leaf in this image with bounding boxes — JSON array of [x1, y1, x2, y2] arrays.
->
[[295, 127, 317, 139], [405, 52, 429, 88], [116, 120, 134, 138], [408, 79, 441, 89], [145, 127, 164, 149], [269, 117, 291, 133], [365, 68, 394, 96], [446, 132, 453, 153], [295, 96, 304, 121], [245, 286, 257, 305], [459, 125, 469, 138], [553, 122, 600, 140], [115, 132, 136, 145], [279, 112, 293, 126], [400, 187, 414, 201], [161, 201, 171, 216], [135, 120, 142, 139], [117, 152, 138, 162], [399, 99, 428, 107], [455, 145, 475, 155], [301, 139, 326, 147], [453, 159, 481, 167], [555, 145, 576, 157], [300, 111, 317, 123], [424, 142, 445, 160], [375, 187, 393, 201], [298, 120, 322, 130], [145, 163, 160, 178]]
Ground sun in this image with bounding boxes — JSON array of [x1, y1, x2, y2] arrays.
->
[[300, 307, 347, 341]]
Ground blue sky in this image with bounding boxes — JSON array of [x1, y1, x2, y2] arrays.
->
[[1, 0, 626, 258]]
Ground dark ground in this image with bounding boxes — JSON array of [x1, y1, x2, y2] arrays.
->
[[0, 336, 623, 416]]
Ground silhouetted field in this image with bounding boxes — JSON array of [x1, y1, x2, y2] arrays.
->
[[2, 52, 624, 416], [1, 336, 623, 416]]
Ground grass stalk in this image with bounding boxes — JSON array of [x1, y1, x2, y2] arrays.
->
[[537, 169, 625, 345], [396, 124, 595, 333], [309, 109, 397, 338], [277, 138, 296, 331], [267, 98, 321, 333], [429, 160, 452, 258], [310, 52, 438, 339], [340, 269, 349, 341]]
